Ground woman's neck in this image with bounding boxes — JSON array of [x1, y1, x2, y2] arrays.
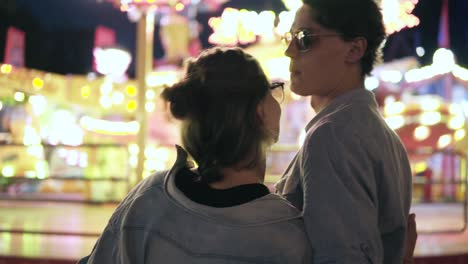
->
[[208, 162, 266, 190]]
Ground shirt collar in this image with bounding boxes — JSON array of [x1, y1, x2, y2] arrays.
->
[[305, 88, 378, 132]]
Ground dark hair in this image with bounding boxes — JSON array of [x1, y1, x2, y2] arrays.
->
[[303, 0, 386, 76], [161, 48, 271, 184]]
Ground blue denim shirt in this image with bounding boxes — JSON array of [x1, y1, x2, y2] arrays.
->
[[276, 89, 412, 264], [82, 146, 312, 264]]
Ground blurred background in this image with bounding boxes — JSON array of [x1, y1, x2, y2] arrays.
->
[[0, 0, 467, 263]]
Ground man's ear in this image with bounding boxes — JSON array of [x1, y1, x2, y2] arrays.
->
[[346, 37, 367, 64]]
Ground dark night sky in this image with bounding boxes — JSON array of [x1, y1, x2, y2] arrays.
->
[[0, 0, 467, 77]]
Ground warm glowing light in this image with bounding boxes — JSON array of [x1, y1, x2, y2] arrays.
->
[[80, 116, 140, 135], [414, 126, 430, 141], [381, 0, 420, 34], [126, 100, 137, 112], [14, 92, 25, 102], [384, 101, 405, 116], [275, 11, 293, 36], [146, 71, 179, 87], [112, 91, 125, 105], [126, 85, 137, 96], [23, 126, 41, 145], [449, 104, 464, 115], [453, 65, 468, 81], [32, 77, 44, 89], [454, 129, 466, 141], [35, 161, 49, 179], [146, 90, 156, 100], [380, 70, 402, 83], [437, 134, 452, 149], [433, 48, 455, 71], [419, 112, 441, 126], [145, 102, 155, 112], [420, 97, 441, 111], [81, 85, 91, 98], [94, 47, 132, 77], [1, 64, 12, 74], [364, 76, 380, 91], [0, 102, 3, 111], [27, 145, 44, 158], [175, 3, 184, 11], [100, 81, 113, 94], [448, 116, 465, 130], [385, 115, 405, 130], [129, 143, 139, 155], [414, 162, 427, 173], [1, 165, 15, 177], [100, 95, 113, 109], [28, 95, 47, 116]]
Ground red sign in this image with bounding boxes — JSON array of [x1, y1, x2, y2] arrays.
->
[[4, 27, 25, 67]]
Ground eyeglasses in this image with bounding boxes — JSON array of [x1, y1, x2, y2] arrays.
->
[[270, 82, 285, 103], [282, 30, 342, 53]]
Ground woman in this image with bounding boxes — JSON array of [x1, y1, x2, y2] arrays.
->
[[81, 47, 312, 263]]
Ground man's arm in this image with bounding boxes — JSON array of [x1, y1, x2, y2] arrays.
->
[[300, 124, 381, 263]]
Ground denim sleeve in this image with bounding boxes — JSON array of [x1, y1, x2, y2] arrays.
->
[[300, 123, 382, 263]]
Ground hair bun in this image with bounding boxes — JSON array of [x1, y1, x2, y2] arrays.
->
[[161, 81, 190, 119]]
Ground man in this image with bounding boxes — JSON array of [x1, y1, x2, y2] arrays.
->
[[275, 0, 413, 263]]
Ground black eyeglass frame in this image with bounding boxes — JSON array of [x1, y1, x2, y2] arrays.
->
[[269, 82, 285, 104]]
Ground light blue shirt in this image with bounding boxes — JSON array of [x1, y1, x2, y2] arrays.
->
[[276, 89, 412, 264], [82, 146, 312, 264]]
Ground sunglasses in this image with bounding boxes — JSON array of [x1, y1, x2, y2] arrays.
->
[[270, 82, 285, 103], [282, 30, 342, 52]]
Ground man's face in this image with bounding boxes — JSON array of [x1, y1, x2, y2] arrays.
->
[[285, 4, 349, 97]]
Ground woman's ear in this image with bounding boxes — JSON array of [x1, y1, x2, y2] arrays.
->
[[345, 37, 367, 64], [256, 100, 266, 121]]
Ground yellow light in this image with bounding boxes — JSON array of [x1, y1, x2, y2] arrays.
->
[[175, 3, 184, 11], [414, 126, 430, 141], [384, 101, 405, 116], [0, 101, 3, 111], [81, 85, 91, 98], [80, 116, 140, 135], [438, 134, 452, 149], [126, 85, 137, 96], [126, 100, 137, 112], [454, 129, 466, 141], [1, 64, 12, 74], [385, 115, 405, 130], [414, 162, 427, 173], [448, 116, 465, 130], [2, 165, 15, 177], [32, 77, 44, 89], [419, 112, 441, 126]]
